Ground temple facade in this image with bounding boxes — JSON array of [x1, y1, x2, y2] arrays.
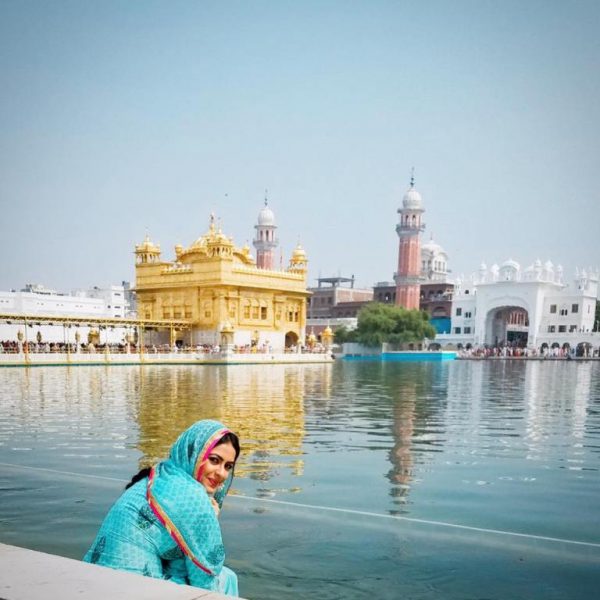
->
[[135, 209, 309, 350], [438, 260, 599, 353]]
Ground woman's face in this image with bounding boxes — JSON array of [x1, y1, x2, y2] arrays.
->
[[199, 441, 237, 495]]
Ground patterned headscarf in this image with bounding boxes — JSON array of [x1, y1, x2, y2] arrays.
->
[[147, 420, 237, 586]]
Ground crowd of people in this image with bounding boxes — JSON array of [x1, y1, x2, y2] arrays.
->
[[457, 343, 599, 359], [0, 340, 331, 355]]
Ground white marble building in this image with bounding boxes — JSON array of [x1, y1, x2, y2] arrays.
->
[[420, 237, 450, 283], [0, 283, 132, 345], [436, 259, 599, 352]]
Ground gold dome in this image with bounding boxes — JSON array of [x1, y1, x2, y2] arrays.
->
[[288, 243, 308, 272], [135, 234, 161, 254], [291, 243, 307, 263]]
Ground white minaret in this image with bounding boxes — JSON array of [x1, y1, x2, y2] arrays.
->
[[253, 194, 278, 270]]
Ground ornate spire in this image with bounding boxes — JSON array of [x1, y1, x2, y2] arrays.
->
[[410, 166, 415, 187], [254, 193, 278, 269]]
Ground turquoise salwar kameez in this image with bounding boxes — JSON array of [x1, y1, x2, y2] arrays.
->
[[84, 420, 239, 596]]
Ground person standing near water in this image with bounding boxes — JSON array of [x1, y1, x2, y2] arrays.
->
[[84, 420, 240, 596]]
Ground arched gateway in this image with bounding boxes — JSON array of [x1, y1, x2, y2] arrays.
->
[[484, 306, 530, 347], [447, 259, 598, 353]]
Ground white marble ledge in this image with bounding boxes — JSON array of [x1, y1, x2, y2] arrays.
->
[[0, 543, 245, 600]]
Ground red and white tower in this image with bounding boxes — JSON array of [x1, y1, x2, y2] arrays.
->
[[395, 174, 425, 309], [253, 196, 278, 270]]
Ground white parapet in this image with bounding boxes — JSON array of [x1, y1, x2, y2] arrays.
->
[[0, 543, 242, 600], [0, 350, 334, 367]]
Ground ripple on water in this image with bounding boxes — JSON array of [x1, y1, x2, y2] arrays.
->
[[1, 362, 600, 600]]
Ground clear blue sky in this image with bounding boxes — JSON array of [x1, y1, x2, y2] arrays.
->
[[1, 0, 598, 292]]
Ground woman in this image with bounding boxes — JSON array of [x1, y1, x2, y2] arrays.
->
[[84, 420, 240, 596]]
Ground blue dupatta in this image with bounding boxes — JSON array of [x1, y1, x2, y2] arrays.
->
[[146, 420, 234, 584]]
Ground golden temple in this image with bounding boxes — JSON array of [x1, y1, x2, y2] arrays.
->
[[135, 214, 310, 350]]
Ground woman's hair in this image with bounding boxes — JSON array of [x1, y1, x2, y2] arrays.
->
[[216, 431, 241, 459], [125, 466, 151, 490], [125, 430, 240, 490]]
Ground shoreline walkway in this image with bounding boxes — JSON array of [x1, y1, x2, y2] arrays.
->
[[0, 542, 246, 600], [456, 355, 599, 361], [0, 349, 334, 367]]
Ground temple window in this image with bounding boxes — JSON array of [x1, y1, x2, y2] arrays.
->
[[261, 306, 267, 320]]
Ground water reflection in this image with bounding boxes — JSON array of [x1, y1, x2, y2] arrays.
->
[[1, 361, 600, 600], [379, 363, 449, 509], [135, 365, 334, 484]]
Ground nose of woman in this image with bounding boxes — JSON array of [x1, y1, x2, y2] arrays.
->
[[216, 462, 228, 482]]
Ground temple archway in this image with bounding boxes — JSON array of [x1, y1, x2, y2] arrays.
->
[[484, 305, 530, 348], [576, 342, 592, 357], [285, 331, 299, 348]]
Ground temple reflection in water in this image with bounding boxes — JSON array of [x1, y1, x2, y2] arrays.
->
[[135, 364, 333, 481]]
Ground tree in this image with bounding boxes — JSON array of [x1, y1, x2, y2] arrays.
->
[[353, 303, 436, 347], [595, 300, 600, 332], [333, 324, 356, 344]]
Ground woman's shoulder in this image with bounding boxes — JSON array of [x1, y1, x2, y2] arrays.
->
[[103, 482, 166, 538]]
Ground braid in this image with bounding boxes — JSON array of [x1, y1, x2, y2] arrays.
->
[[125, 466, 152, 490]]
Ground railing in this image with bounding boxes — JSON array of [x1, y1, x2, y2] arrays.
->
[[0, 343, 333, 357]]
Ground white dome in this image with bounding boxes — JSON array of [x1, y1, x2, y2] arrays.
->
[[402, 187, 423, 210], [501, 258, 520, 271], [421, 238, 444, 255], [257, 202, 276, 226], [544, 260, 554, 270]]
